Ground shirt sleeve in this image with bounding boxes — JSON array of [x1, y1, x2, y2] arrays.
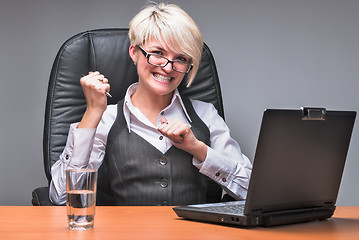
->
[[191, 100, 252, 200], [49, 105, 117, 205]]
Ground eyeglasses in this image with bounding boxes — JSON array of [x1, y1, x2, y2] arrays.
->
[[138, 46, 193, 74]]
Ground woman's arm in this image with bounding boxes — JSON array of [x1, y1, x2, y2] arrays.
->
[[191, 100, 252, 200], [48, 105, 117, 205], [158, 99, 252, 200], [48, 71, 114, 205]]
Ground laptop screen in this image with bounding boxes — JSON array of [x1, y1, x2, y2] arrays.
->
[[244, 109, 356, 214]]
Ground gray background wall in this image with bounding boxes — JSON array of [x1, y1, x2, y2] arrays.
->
[[0, 0, 358, 206]]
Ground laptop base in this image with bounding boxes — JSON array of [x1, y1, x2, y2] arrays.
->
[[173, 205, 335, 227]]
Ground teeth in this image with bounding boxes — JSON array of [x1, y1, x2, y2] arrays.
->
[[153, 73, 171, 82]]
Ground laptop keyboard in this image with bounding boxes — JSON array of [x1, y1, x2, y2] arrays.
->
[[202, 204, 245, 215]]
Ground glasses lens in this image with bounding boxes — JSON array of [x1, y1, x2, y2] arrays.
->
[[173, 62, 191, 73], [148, 55, 167, 66]]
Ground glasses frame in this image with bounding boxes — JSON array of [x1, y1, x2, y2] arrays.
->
[[137, 45, 193, 74]]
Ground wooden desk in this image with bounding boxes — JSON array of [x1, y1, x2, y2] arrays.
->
[[0, 206, 358, 239]]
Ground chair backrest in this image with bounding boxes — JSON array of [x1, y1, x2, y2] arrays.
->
[[43, 28, 224, 183]]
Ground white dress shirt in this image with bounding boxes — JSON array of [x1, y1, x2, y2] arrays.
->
[[49, 83, 252, 205]]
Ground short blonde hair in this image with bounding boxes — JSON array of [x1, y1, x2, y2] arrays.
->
[[129, 2, 203, 86]]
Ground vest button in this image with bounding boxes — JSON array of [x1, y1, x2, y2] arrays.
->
[[159, 136, 164, 140], [159, 157, 167, 165], [160, 179, 168, 188]]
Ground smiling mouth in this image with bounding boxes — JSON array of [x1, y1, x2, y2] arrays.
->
[[153, 73, 172, 82]]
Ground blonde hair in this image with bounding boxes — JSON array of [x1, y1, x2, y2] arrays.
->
[[129, 2, 203, 86]]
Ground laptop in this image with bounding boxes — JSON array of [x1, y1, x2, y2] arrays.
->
[[173, 107, 356, 227]]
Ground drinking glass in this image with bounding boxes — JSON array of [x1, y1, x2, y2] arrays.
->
[[66, 168, 97, 230]]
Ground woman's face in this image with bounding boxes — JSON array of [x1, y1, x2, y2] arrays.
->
[[129, 38, 188, 97]]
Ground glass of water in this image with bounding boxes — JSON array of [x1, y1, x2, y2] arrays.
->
[[66, 168, 97, 230]]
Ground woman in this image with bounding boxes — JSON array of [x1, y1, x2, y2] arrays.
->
[[49, 2, 252, 206]]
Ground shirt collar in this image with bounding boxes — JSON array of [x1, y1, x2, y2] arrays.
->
[[123, 82, 192, 132]]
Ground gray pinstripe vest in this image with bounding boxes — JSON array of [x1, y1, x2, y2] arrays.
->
[[97, 97, 222, 206]]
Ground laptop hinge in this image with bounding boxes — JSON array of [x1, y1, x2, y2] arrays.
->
[[251, 209, 263, 225], [324, 201, 335, 207]]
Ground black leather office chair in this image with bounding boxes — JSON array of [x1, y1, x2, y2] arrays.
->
[[31, 28, 225, 206]]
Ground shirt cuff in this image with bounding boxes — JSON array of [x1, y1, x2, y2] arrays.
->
[[194, 147, 237, 187], [67, 124, 97, 168]]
